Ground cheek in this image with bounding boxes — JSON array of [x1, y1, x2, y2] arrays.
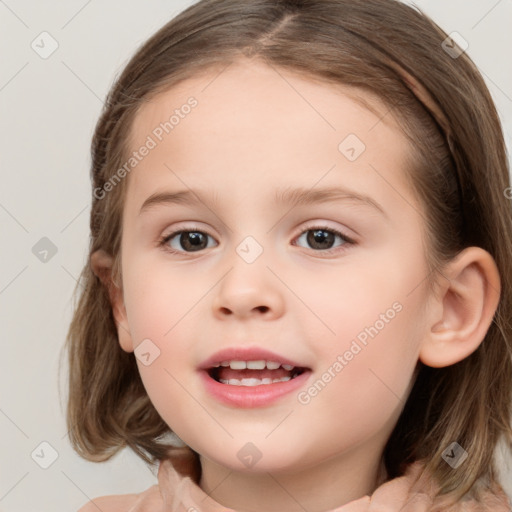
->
[[295, 305, 421, 466], [288, 228, 428, 339], [120, 264, 207, 420], [308, 286, 424, 432], [122, 260, 205, 344], [300, 252, 426, 423]]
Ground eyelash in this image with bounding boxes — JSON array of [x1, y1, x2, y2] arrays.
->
[[158, 223, 355, 256]]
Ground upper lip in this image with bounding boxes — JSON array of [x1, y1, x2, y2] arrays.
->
[[198, 346, 309, 370]]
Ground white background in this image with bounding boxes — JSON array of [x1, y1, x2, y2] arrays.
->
[[0, 1, 511, 510]]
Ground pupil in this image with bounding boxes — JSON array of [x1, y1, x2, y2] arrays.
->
[[181, 232, 206, 251], [308, 229, 333, 249]]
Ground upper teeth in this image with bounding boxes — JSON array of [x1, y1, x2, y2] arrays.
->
[[216, 360, 295, 371]]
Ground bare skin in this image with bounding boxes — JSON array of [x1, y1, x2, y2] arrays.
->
[[91, 58, 500, 512]]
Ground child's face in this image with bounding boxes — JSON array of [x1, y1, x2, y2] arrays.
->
[[116, 59, 433, 473]]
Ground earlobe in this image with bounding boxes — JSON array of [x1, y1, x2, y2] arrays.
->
[[419, 247, 501, 368], [90, 249, 135, 353]]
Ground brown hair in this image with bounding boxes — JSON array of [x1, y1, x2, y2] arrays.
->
[[65, 0, 512, 503]]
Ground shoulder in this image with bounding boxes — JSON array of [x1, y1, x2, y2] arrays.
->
[[397, 461, 512, 512], [77, 485, 161, 512], [78, 494, 138, 512]]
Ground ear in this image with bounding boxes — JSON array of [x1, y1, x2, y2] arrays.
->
[[90, 249, 135, 353], [419, 247, 501, 368]]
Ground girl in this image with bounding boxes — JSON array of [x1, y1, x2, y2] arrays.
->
[[66, 0, 512, 510]]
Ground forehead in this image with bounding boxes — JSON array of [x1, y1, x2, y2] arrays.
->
[[130, 58, 398, 143], [123, 58, 416, 216]]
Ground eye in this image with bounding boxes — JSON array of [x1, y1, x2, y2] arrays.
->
[[293, 225, 354, 254], [159, 228, 217, 253], [158, 224, 355, 255]]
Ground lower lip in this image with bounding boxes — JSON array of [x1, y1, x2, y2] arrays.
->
[[200, 370, 311, 408]]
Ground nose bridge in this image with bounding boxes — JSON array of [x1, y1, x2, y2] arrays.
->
[[212, 233, 284, 318]]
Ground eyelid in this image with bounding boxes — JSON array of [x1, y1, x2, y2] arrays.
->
[[160, 220, 356, 241], [160, 222, 216, 239], [294, 221, 357, 243], [159, 220, 356, 256], [159, 223, 216, 246]]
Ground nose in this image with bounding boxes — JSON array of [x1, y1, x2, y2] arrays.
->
[[212, 258, 285, 321]]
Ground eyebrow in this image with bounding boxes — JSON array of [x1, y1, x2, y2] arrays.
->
[[139, 186, 387, 218], [275, 186, 387, 218]]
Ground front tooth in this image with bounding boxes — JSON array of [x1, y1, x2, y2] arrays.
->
[[282, 364, 294, 371], [220, 361, 230, 367], [247, 360, 265, 370], [229, 361, 246, 370], [266, 361, 280, 370], [261, 378, 273, 385], [228, 378, 241, 385], [240, 378, 262, 386]]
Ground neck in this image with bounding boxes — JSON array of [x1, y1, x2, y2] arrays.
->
[[199, 444, 388, 512]]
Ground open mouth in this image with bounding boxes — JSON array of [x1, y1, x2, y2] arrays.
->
[[207, 360, 308, 386]]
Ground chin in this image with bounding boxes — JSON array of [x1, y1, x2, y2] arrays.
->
[[197, 444, 307, 475]]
